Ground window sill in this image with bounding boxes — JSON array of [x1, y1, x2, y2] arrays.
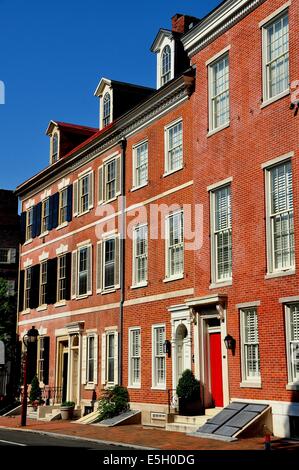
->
[[130, 282, 148, 290], [163, 166, 184, 178], [151, 386, 167, 391], [84, 383, 96, 391], [101, 288, 116, 295], [24, 239, 33, 246], [209, 279, 232, 289], [76, 294, 91, 300], [286, 383, 299, 391], [207, 122, 230, 137], [131, 183, 148, 192], [36, 304, 47, 312], [240, 381, 262, 389], [21, 309, 30, 315], [163, 274, 184, 283], [102, 196, 118, 205], [265, 269, 295, 280], [39, 231, 49, 238], [77, 209, 91, 218], [56, 222, 68, 230], [128, 385, 141, 389], [261, 89, 290, 109], [54, 300, 67, 308]]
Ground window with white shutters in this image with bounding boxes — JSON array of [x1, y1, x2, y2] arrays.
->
[[153, 326, 166, 388], [286, 304, 299, 383], [74, 171, 93, 216], [76, 245, 92, 297], [129, 329, 141, 387], [212, 185, 232, 282], [267, 161, 294, 272], [57, 255, 67, 301], [106, 332, 115, 384], [263, 12, 289, 101], [98, 156, 121, 204], [241, 308, 260, 382], [101, 236, 120, 291], [209, 54, 229, 131], [133, 141, 148, 188], [166, 211, 184, 279], [87, 335, 95, 383], [133, 225, 148, 286], [165, 121, 183, 174]]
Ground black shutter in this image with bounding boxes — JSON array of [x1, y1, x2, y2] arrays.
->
[[42, 337, 50, 385], [34, 203, 42, 238], [29, 265, 40, 309], [66, 185, 73, 222], [20, 212, 26, 244], [18, 270, 25, 312], [65, 252, 72, 300], [50, 193, 59, 230], [46, 258, 57, 305]]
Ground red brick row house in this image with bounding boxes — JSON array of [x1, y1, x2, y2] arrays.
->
[[16, 0, 299, 438]]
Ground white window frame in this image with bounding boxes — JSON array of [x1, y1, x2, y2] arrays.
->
[[264, 159, 294, 275], [50, 132, 59, 164], [261, 9, 289, 106], [0, 248, 16, 264], [41, 198, 50, 235], [76, 244, 92, 298], [101, 234, 120, 293], [152, 324, 166, 390], [210, 183, 232, 284], [157, 36, 175, 89], [285, 303, 299, 386], [101, 329, 118, 386], [132, 224, 148, 288], [39, 261, 47, 306], [161, 45, 172, 86], [58, 188, 68, 226], [98, 154, 121, 204], [24, 267, 32, 310], [165, 210, 184, 281], [86, 334, 96, 384], [132, 140, 148, 189], [208, 52, 230, 134], [26, 207, 34, 242], [128, 328, 141, 388], [57, 254, 67, 302], [240, 308, 261, 387], [102, 92, 111, 128], [106, 331, 116, 385], [73, 170, 94, 217], [164, 119, 183, 176]]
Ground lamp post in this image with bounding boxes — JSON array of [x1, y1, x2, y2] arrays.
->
[[21, 326, 39, 427]]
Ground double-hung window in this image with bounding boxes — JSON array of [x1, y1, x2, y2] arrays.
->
[[78, 247, 88, 296], [161, 45, 171, 85], [266, 160, 294, 273], [39, 261, 47, 306], [80, 175, 89, 213], [133, 141, 148, 188], [262, 12, 289, 102], [87, 335, 95, 383], [51, 133, 59, 163], [96, 236, 120, 293], [0, 248, 16, 264], [41, 198, 50, 234], [59, 188, 68, 225], [240, 308, 260, 384], [104, 238, 116, 290], [72, 244, 92, 299], [102, 92, 111, 128], [209, 54, 229, 131], [165, 120, 183, 174], [106, 332, 115, 384], [133, 225, 148, 286], [26, 208, 33, 241], [211, 185, 232, 282], [129, 328, 141, 387], [285, 303, 299, 384], [166, 211, 184, 280], [98, 155, 121, 204], [152, 326, 166, 388], [24, 267, 32, 309], [73, 171, 93, 217], [57, 255, 67, 302]]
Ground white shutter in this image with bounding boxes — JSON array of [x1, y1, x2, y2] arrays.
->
[[81, 335, 87, 384], [165, 216, 170, 279], [71, 250, 77, 299], [88, 171, 94, 210], [86, 245, 92, 295], [115, 155, 121, 196], [114, 332, 119, 385], [101, 333, 106, 385], [96, 241, 102, 293], [114, 235, 120, 289], [93, 334, 98, 385], [98, 166, 104, 204], [73, 180, 78, 216]]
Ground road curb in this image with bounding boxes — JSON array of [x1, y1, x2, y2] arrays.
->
[[0, 425, 156, 450]]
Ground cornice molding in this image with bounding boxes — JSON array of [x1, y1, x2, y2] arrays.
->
[[182, 0, 266, 57]]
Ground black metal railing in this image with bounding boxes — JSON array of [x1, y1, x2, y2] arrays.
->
[[41, 386, 63, 405], [167, 389, 179, 414]]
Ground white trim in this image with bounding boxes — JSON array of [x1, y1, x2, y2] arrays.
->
[[261, 89, 290, 109], [265, 269, 295, 280], [56, 244, 68, 256], [284, 303, 299, 385], [132, 223, 148, 288], [236, 301, 260, 309], [40, 189, 51, 201], [205, 45, 231, 66], [38, 251, 49, 262], [239, 306, 261, 386], [258, 1, 291, 28], [164, 118, 183, 176], [279, 296, 299, 304], [54, 300, 67, 308], [132, 140, 148, 190], [102, 151, 120, 164], [78, 166, 93, 178], [151, 323, 166, 390], [209, 280, 232, 289], [23, 258, 32, 268], [128, 327, 141, 389], [207, 122, 230, 137], [24, 199, 35, 210], [76, 239, 91, 247], [207, 177, 233, 192], [261, 151, 293, 169], [58, 177, 70, 191]]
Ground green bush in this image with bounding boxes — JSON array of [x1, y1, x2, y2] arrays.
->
[[98, 385, 129, 421], [61, 401, 75, 408], [176, 369, 200, 400], [29, 375, 41, 404]]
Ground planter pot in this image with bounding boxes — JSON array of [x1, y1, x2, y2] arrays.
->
[[179, 398, 203, 416], [60, 406, 74, 420]]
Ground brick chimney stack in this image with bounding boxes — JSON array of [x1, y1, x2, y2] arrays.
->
[[171, 13, 200, 34]]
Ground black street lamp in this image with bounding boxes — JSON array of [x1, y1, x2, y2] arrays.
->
[[21, 326, 39, 426], [224, 334, 236, 352]]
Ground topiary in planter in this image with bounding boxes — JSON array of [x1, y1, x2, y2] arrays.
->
[[29, 375, 41, 409], [176, 369, 202, 416], [60, 401, 75, 420]]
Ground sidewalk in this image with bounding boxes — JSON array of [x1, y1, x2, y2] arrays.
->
[[0, 416, 298, 450]]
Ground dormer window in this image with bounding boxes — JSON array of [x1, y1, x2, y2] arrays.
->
[[51, 133, 59, 163], [103, 92, 111, 128], [161, 45, 171, 85]]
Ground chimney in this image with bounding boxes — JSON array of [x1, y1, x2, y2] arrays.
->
[[171, 14, 200, 34]]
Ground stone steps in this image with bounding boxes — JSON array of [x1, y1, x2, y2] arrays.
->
[[166, 408, 223, 434]]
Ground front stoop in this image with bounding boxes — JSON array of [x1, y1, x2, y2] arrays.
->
[[166, 408, 222, 433]]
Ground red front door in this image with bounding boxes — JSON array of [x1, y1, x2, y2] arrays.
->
[[209, 332, 223, 407]]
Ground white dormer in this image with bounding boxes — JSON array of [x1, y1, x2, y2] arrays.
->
[[46, 121, 60, 164], [151, 30, 175, 89], [94, 78, 113, 130]]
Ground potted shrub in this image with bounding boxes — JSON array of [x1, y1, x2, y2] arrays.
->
[[97, 385, 129, 421], [29, 375, 41, 411], [176, 369, 202, 416], [60, 401, 75, 420]]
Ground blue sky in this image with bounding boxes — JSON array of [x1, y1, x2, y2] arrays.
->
[[0, 0, 221, 190]]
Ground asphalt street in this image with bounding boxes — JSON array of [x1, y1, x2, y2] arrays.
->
[[0, 428, 135, 449]]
